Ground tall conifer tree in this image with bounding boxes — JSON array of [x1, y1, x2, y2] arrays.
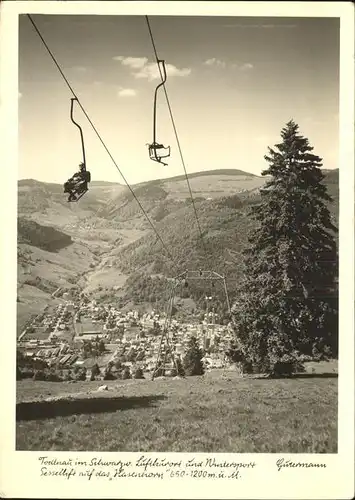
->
[[231, 120, 338, 373]]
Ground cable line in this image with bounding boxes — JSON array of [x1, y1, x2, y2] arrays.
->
[[145, 15, 207, 255], [27, 14, 177, 268]]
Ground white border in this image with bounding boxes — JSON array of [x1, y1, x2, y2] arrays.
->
[[0, 2, 354, 499]]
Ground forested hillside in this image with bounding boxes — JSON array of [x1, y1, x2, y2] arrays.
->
[[113, 170, 339, 316], [18, 218, 73, 252]]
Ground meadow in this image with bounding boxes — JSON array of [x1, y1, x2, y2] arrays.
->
[[16, 361, 338, 453]]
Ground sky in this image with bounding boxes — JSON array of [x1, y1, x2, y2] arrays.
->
[[18, 15, 340, 185]]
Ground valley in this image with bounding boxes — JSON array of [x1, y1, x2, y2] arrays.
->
[[17, 168, 339, 334]]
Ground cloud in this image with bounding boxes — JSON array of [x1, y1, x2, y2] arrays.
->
[[113, 56, 148, 69], [134, 62, 191, 81], [239, 63, 254, 71], [113, 56, 191, 81], [117, 87, 137, 97], [204, 58, 254, 71], [204, 58, 226, 68]]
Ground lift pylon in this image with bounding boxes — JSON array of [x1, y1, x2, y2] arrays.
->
[[151, 269, 231, 380]]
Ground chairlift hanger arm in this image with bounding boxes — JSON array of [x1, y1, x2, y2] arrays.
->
[[172, 270, 189, 282], [148, 59, 170, 165], [182, 276, 222, 281], [153, 59, 167, 145], [172, 270, 225, 281], [70, 97, 86, 168]]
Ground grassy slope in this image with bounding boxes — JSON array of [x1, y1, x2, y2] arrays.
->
[[16, 362, 337, 452]]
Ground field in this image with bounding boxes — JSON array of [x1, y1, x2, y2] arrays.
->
[[162, 174, 266, 200], [16, 361, 338, 453]]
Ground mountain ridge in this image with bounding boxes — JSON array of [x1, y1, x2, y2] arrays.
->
[[18, 168, 261, 189], [18, 167, 338, 189]]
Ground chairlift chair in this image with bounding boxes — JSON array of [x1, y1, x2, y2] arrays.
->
[[64, 98, 91, 202], [148, 142, 171, 166], [147, 59, 171, 166]]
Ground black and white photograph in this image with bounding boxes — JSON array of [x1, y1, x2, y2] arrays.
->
[[1, 1, 354, 498]]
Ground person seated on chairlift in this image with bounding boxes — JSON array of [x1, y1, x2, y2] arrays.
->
[[63, 176, 76, 200], [75, 162, 91, 191], [64, 162, 91, 202]]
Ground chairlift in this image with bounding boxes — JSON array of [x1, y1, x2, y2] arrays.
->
[[63, 98, 91, 202], [147, 59, 171, 166]]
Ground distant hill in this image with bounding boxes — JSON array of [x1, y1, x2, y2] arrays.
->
[[90, 181, 123, 186], [141, 169, 259, 184], [96, 169, 266, 224], [18, 178, 124, 219], [17, 178, 127, 243], [18, 170, 265, 231], [321, 169, 338, 208]]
